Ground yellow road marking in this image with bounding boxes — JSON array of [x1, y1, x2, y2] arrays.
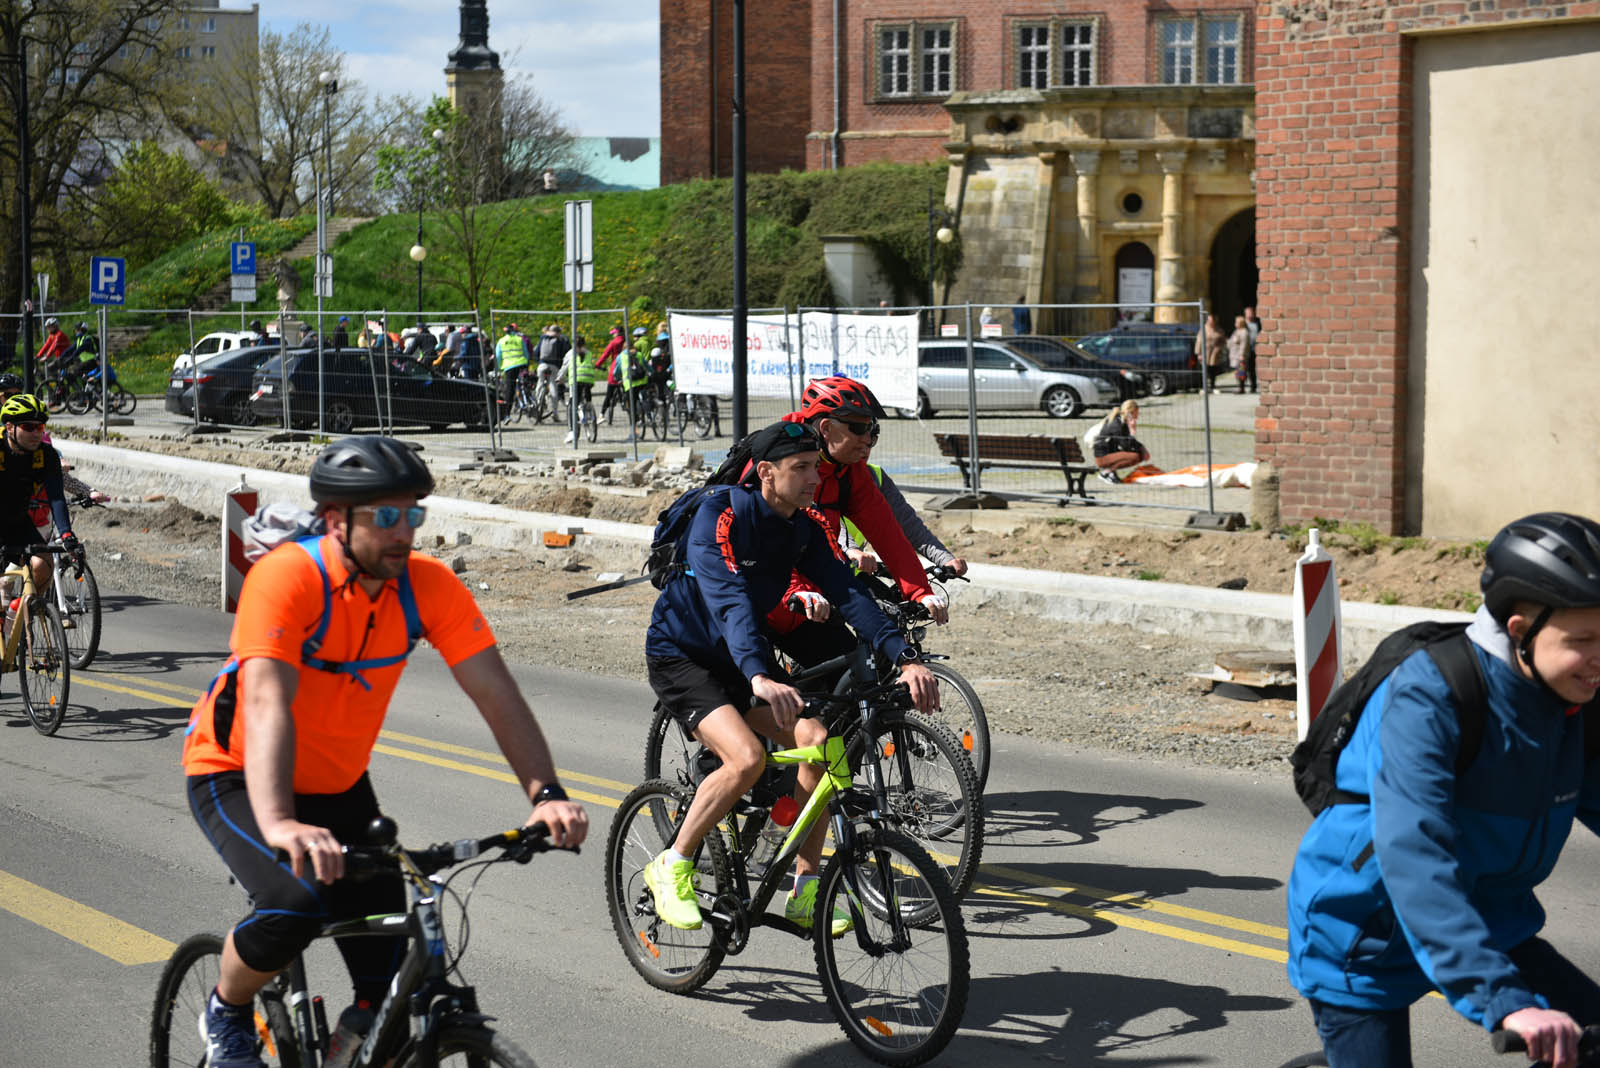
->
[[371, 743, 618, 808], [85, 672, 205, 699], [378, 730, 635, 794], [73, 673, 193, 708], [0, 868, 174, 965]]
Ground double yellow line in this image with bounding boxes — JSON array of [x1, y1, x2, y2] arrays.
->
[[4, 671, 1290, 967]]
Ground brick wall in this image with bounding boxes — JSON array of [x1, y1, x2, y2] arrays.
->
[[1253, 0, 1600, 532], [660, 0, 810, 185]]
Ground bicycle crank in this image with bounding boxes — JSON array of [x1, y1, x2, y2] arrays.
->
[[706, 893, 750, 955]]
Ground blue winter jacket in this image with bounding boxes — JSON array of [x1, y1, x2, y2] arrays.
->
[[645, 485, 909, 681], [1287, 608, 1600, 1028]]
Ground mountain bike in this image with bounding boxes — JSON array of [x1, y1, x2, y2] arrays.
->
[[2, 541, 73, 736], [609, 684, 970, 1066], [54, 493, 102, 670], [567, 392, 598, 443], [672, 391, 716, 439], [629, 386, 668, 442], [643, 643, 984, 902], [64, 364, 137, 415], [150, 818, 572, 1068], [36, 373, 72, 414], [1277, 1024, 1600, 1066]]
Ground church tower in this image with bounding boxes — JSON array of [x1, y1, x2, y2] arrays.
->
[[445, 0, 503, 119]]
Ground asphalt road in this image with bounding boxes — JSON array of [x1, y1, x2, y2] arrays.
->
[[5, 584, 1595, 1065]]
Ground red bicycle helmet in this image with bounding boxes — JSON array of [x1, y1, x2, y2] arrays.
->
[[798, 376, 885, 421]]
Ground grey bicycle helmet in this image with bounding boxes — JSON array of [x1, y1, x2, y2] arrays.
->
[[1481, 512, 1600, 623], [309, 436, 433, 506]]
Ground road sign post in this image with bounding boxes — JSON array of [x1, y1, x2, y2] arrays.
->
[[564, 200, 594, 442], [230, 240, 257, 307]]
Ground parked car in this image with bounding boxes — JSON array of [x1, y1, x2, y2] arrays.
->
[[165, 344, 280, 425], [1073, 322, 1200, 396], [172, 330, 277, 373], [1003, 335, 1149, 401], [248, 348, 502, 432], [906, 340, 1118, 419]]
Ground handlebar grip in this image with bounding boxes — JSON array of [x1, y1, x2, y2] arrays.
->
[[786, 595, 804, 613], [1490, 1030, 1524, 1054]]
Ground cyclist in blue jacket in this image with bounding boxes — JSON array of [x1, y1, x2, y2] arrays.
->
[[1287, 512, 1600, 1068], [643, 419, 938, 934]]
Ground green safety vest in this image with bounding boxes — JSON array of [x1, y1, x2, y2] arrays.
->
[[619, 345, 650, 387], [496, 334, 528, 370], [841, 463, 883, 552]]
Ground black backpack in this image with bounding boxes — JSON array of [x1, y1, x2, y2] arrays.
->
[[645, 484, 733, 589], [1291, 621, 1600, 816]]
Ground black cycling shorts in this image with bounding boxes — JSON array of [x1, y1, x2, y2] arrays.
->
[[648, 654, 789, 733], [187, 771, 405, 999]]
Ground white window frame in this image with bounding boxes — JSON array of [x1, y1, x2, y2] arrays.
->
[[1015, 19, 1097, 89], [176, 44, 191, 60], [201, 17, 217, 33], [875, 20, 957, 100], [200, 45, 215, 60], [1158, 14, 1244, 84], [1016, 24, 1050, 89], [178, 15, 189, 30]]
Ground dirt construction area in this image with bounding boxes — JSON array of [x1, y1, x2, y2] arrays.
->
[[66, 431, 1490, 773]]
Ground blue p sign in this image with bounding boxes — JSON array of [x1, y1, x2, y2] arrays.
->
[[89, 257, 126, 306], [231, 241, 256, 276]]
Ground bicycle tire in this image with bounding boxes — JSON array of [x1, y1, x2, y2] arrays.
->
[[64, 388, 92, 416], [814, 827, 969, 1067], [650, 393, 669, 441], [583, 403, 598, 442], [605, 778, 732, 995], [395, 1023, 537, 1067], [924, 662, 990, 792], [630, 394, 647, 440], [59, 557, 101, 670], [533, 387, 554, 424], [114, 385, 137, 414], [859, 710, 983, 901], [149, 933, 301, 1068], [691, 397, 715, 439], [37, 381, 66, 413], [20, 601, 70, 736]]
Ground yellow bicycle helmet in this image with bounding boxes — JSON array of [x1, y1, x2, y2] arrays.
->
[[1, 393, 48, 424]]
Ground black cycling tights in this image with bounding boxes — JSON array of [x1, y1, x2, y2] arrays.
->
[[187, 771, 405, 1004]]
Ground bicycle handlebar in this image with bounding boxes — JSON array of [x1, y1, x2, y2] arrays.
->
[[1491, 1024, 1600, 1057], [1, 541, 73, 556], [341, 820, 576, 879]]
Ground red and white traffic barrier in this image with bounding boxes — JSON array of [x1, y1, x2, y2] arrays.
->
[[1293, 528, 1343, 741], [221, 475, 258, 613]]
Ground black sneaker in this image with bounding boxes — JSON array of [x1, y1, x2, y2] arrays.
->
[[199, 989, 266, 1068]]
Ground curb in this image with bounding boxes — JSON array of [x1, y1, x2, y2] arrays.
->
[[56, 439, 1469, 658]]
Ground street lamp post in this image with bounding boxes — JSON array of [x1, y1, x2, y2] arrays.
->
[[317, 70, 337, 215], [926, 188, 955, 334], [409, 215, 425, 328]]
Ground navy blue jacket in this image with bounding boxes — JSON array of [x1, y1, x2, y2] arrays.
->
[[645, 485, 909, 680], [1287, 608, 1600, 1028]]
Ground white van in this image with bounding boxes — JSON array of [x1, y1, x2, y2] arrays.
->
[[172, 330, 278, 373]]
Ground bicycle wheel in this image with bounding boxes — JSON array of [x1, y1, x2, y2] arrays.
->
[[64, 388, 92, 416], [814, 828, 969, 1066], [650, 393, 669, 441], [149, 933, 301, 1068], [605, 778, 732, 995], [924, 662, 990, 792], [396, 1023, 536, 1067], [58, 557, 101, 670], [114, 385, 138, 414], [861, 711, 983, 901], [583, 402, 597, 442], [691, 397, 715, 439], [37, 381, 65, 414], [630, 394, 647, 439], [20, 601, 70, 736], [532, 386, 553, 424]]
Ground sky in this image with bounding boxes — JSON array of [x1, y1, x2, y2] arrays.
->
[[258, 1, 660, 138]]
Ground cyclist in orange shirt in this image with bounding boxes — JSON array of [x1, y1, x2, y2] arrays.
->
[[182, 436, 587, 1068]]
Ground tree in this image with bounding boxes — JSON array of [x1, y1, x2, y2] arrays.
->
[[169, 22, 399, 218], [375, 82, 574, 312], [0, 0, 183, 323], [85, 141, 249, 268]]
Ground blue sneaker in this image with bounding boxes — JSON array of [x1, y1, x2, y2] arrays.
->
[[199, 989, 266, 1068]]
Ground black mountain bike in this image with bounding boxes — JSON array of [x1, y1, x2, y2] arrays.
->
[[151, 818, 573, 1067]]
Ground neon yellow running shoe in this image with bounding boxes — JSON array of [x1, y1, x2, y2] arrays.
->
[[786, 879, 852, 936], [643, 851, 703, 930]]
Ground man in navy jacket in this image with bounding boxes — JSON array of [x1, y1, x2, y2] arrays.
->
[[643, 420, 938, 934], [1288, 513, 1600, 1068]]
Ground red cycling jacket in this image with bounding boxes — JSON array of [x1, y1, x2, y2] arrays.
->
[[763, 415, 933, 635]]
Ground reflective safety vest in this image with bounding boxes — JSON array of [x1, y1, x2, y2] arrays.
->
[[496, 333, 528, 371], [618, 346, 651, 387]]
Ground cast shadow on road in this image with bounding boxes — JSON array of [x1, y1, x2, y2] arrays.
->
[[979, 786, 1205, 847], [94, 592, 168, 615], [86, 646, 227, 677], [2, 696, 190, 743]]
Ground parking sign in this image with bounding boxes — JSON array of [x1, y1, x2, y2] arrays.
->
[[231, 241, 256, 276], [90, 257, 126, 306]]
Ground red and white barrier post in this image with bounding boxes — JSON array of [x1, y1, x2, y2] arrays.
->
[[222, 475, 258, 613], [1293, 527, 1343, 741]]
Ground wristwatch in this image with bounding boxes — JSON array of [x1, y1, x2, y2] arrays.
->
[[533, 782, 568, 804]]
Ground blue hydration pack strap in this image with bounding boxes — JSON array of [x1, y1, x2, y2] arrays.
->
[[295, 535, 422, 691]]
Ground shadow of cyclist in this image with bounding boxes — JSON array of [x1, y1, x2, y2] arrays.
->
[[980, 787, 1206, 847]]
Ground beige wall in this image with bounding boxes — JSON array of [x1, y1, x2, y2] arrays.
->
[[1408, 23, 1600, 536]]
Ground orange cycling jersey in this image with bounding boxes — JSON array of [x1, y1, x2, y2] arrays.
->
[[183, 534, 497, 794]]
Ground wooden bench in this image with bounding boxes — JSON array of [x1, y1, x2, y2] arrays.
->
[[933, 432, 1098, 502]]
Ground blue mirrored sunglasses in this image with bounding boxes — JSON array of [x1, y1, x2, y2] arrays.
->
[[353, 504, 427, 530]]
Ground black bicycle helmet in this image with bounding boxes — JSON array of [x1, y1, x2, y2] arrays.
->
[[1481, 512, 1600, 623], [0, 373, 23, 394], [309, 436, 434, 506]]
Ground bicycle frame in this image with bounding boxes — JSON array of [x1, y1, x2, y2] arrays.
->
[[0, 560, 34, 669]]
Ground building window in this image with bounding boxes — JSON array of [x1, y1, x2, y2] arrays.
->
[[176, 45, 191, 60], [876, 21, 957, 99], [1015, 20, 1096, 88], [1159, 15, 1243, 84], [201, 17, 216, 33], [178, 16, 189, 30], [118, 45, 128, 59], [201, 45, 215, 60]]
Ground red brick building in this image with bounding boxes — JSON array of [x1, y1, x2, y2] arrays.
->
[[1253, 3, 1600, 536], [660, 2, 1258, 182]]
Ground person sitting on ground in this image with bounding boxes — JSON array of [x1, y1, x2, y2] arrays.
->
[[1287, 512, 1600, 1068], [642, 420, 938, 934], [1090, 400, 1149, 484]]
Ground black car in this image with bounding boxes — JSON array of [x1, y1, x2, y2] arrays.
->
[[248, 349, 502, 432], [1073, 322, 1201, 396], [165, 344, 280, 425], [1003, 335, 1149, 402]]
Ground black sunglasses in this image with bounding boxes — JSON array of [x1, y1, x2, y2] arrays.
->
[[837, 419, 880, 443]]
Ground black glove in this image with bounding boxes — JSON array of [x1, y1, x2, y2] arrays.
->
[[60, 532, 79, 555]]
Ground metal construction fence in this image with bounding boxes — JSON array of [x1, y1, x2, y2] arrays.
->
[[26, 298, 1253, 517]]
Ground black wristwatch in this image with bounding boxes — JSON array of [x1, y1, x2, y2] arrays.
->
[[533, 782, 568, 804]]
